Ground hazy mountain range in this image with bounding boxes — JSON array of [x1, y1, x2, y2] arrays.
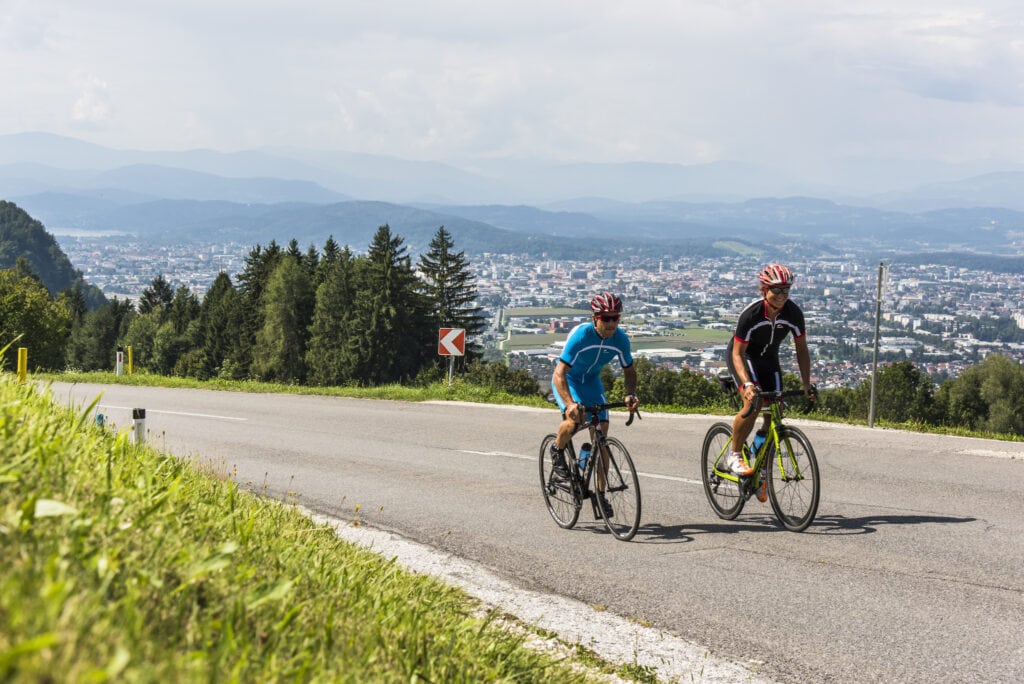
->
[[2, 131, 1024, 257]]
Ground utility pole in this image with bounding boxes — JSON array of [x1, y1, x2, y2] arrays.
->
[[868, 261, 885, 428]]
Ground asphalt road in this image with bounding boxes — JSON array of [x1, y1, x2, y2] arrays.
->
[[47, 382, 1024, 683]]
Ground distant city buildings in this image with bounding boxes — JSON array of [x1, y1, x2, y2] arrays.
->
[[54, 234, 1024, 390]]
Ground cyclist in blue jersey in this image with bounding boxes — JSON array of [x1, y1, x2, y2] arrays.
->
[[724, 264, 816, 484], [549, 292, 640, 510]]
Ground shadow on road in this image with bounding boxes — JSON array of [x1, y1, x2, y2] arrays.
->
[[808, 513, 977, 535], [552, 512, 977, 543], [609, 512, 979, 542], [629, 517, 780, 543]]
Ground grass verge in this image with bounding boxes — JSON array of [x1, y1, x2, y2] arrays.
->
[[40, 370, 555, 409], [0, 373, 612, 681]]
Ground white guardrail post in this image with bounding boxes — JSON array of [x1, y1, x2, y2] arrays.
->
[[132, 408, 146, 444]]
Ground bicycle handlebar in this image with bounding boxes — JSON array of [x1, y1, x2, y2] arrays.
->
[[577, 402, 642, 426], [739, 385, 818, 418]]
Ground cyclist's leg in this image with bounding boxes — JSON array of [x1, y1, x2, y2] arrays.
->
[[727, 356, 760, 453], [551, 379, 581, 449], [760, 367, 782, 433], [561, 379, 609, 494], [569, 377, 607, 460], [596, 420, 611, 490]]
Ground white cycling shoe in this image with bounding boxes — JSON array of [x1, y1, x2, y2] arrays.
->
[[725, 451, 754, 476]]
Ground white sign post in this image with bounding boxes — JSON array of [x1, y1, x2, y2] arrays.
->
[[438, 328, 466, 386]]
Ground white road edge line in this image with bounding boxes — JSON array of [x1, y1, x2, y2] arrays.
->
[[305, 509, 775, 684], [97, 404, 247, 421]]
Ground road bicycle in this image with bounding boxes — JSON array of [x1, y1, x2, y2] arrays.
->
[[539, 402, 642, 541], [700, 373, 820, 532]]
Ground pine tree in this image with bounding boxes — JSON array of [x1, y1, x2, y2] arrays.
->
[[350, 225, 431, 385], [306, 247, 359, 385], [168, 285, 199, 335], [321, 236, 341, 268], [417, 226, 487, 363], [57, 282, 87, 328], [312, 236, 341, 291], [252, 256, 313, 383], [229, 241, 282, 378], [304, 243, 321, 282], [138, 275, 175, 318], [192, 272, 238, 378]]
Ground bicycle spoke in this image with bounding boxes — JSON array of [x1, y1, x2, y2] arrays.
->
[[701, 422, 744, 520], [597, 438, 641, 541], [539, 434, 580, 529], [767, 427, 820, 532]]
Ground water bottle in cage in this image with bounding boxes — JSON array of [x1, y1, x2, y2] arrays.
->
[[578, 442, 592, 471], [752, 431, 766, 454]]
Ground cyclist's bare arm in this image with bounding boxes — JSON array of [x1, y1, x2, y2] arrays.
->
[[623, 364, 639, 413], [794, 335, 816, 399], [552, 361, 579, 420], [731, 340, 758, 405]]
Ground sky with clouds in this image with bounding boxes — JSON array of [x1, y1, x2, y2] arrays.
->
[[2, 1, 1023, 179]]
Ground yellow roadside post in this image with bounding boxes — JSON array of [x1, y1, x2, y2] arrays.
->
[[128, 346, 133, 375], [17, 347, 28, 382]]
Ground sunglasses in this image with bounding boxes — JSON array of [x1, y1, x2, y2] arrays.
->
[[767, 286, 790, 295], [596, 314, 621, 322]]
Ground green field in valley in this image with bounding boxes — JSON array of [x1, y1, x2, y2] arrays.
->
[[502, 329, 731, 352], [504, 307, 585, 317], [630, 330, 731, 349]]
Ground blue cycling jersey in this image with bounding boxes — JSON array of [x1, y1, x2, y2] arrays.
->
[[551, 322, 634, 419], [558, 322, 634, 383]]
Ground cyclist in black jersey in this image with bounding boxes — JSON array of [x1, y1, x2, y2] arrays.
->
[[724, 263, 817, 479]]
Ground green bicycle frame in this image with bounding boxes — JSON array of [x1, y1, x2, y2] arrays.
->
[[712, 402, 806, 486]]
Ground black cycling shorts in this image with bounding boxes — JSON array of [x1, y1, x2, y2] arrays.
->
[[726, 355, 782, 395]]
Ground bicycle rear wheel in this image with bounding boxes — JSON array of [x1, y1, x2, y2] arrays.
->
[[700, 422, 744, 520], [539, 434, 580, 529], [595, 437, 641, 541], [767, 426, 820, 532]]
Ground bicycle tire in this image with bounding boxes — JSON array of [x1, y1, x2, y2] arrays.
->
[[700, 422, 745, 520], [539, 434, 580, 529], [767, 426, 820, 532], [595, 437, 641, 541]]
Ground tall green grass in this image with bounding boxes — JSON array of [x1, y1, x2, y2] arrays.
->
[[0, 374, 596, 682]]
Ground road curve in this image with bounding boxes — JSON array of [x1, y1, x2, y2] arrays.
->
[[47, 382, 1024, 683]]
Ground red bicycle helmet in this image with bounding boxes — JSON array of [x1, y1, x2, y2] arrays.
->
[[759, 263, 794, 287], [590, 292, 623, 314]]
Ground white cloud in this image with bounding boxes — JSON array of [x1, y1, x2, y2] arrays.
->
[[1, 0, 1023, 178], [70, 73, 113, 129]]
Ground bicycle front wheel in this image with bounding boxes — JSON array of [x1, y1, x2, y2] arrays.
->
[[767, 426, 820, 532], [700, 422, 744, 520], [539, 434, 580, 529], [596, 437, 641, 541]]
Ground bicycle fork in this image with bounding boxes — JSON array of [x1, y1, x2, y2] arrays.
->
[[581, 439, 613, 520], [773, 432, 805, 483]]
